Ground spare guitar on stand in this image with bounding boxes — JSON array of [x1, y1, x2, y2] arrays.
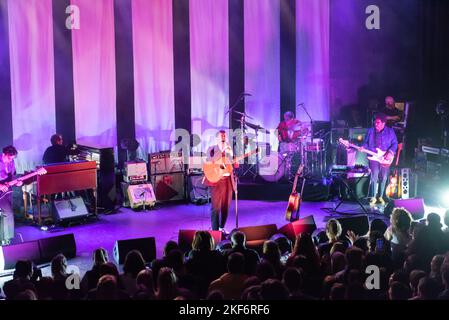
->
[[285, 165, 305, 222], [386, 143, 403, 199]]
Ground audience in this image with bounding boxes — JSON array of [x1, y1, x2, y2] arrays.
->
[[81, 247, 108, 295], [439, 263, 449, 299], [2, 260, 36, 300], [223, 231, 260, 275], [208, 252, 248, 299], [384, 208, 413, 269], [185, 231, 226, 298], [317, 219, 346, 257], [388, 281, 411, 300], [50, 254, 71, 300], [133, 269, 155, 300], [3, 207, 449, 301], [119, 250, 147, 297], [150, 241, 179, 283], [261, 241, 285, 279], [288, 233, 320, 270]]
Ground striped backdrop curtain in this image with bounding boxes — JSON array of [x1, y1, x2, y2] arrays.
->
[[296, 0, 330, 122], [0, 0, 332, 170], [8, 0, 56, 171], [71, 0, 117, 148], [132, 0, 175, 155], [244, 0, 281, 153], [189, 0, 229, 154]]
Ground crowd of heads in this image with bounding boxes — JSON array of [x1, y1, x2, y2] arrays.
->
[[2, 208, 449, 300]]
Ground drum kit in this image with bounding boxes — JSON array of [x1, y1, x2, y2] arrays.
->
[[273, 121, 327, 181], [231, 113, 327, 182]]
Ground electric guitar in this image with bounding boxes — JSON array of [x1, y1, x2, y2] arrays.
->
[[285, 164, 305, 222], [203, 148, 259, 184], [338, 138, 393, 167], [0, 167, 47, 200], [386, 143, 403, 198]]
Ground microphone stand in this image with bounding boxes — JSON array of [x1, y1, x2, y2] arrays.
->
[[234, 173, 239, 229], [298, 103, 314, 145]]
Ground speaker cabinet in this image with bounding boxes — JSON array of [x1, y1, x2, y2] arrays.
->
[[151, 173, 185, 202], [235, 224, 278, 253], [337, 215, 369, 238], [178, 230, 223, 252], [38, 234, 77, 263], [113, 237, 156, 264], [54, 197, 89, 222], [278, 215, 317, 242], [384, 198, 425, 220], [0, 241, 41, 271]]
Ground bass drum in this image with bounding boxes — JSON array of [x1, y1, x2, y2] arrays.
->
[[258, 151, 286, 182]]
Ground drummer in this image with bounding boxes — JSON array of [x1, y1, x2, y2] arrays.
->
[[277, 111, 306, 144]]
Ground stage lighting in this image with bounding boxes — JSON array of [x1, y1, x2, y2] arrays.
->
[[441, 190, 449, 207]]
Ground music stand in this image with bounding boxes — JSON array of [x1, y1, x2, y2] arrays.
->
[[331, 171, 369, 215]]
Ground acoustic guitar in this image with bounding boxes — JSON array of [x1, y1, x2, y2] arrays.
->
[[285, 164, 305, 222], [0, 167, 47, 200], [386, 143, 403, 198], [203, 148, 259, 184]]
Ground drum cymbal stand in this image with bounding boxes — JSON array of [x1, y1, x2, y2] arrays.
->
[[241, 125, 260, 180]]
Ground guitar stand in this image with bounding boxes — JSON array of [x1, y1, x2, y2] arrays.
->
[[331, 174, 368, 215], [240, 129, 260, 181]]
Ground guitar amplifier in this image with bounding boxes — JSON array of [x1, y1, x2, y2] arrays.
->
[[149, 152, 168, 174], [149, 151, 184, 175], [124, 161, 148, 183], [127, 184, 156, 209], [167, 151, 184, 173], [151, 173, 185, 202]]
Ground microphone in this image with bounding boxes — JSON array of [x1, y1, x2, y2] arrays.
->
[[242, 93, 252, 96], [297, 102, 305, 106]]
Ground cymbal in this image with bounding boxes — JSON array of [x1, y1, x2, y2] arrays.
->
[[234, 119, 270, 134], [234, 110, 254, 120], [246, 122, 270, 134]]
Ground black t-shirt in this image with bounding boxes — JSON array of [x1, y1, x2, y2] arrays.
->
[[43, 145, 68, 164], [381, 107, 403, 127]]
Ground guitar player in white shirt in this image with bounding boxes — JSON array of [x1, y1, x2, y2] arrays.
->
[[204, 130, 239, 233]]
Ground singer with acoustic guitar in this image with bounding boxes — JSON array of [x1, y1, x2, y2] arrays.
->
[[203, 130, 259, 233], [203, 130, 239, 233]]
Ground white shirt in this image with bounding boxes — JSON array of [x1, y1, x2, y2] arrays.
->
[[217, 142, 233, 176]]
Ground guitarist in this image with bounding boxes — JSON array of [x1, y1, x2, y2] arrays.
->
[[205, 130, 239, 233], [0, 145, 21, 243], [361, 113, 398, 207]]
